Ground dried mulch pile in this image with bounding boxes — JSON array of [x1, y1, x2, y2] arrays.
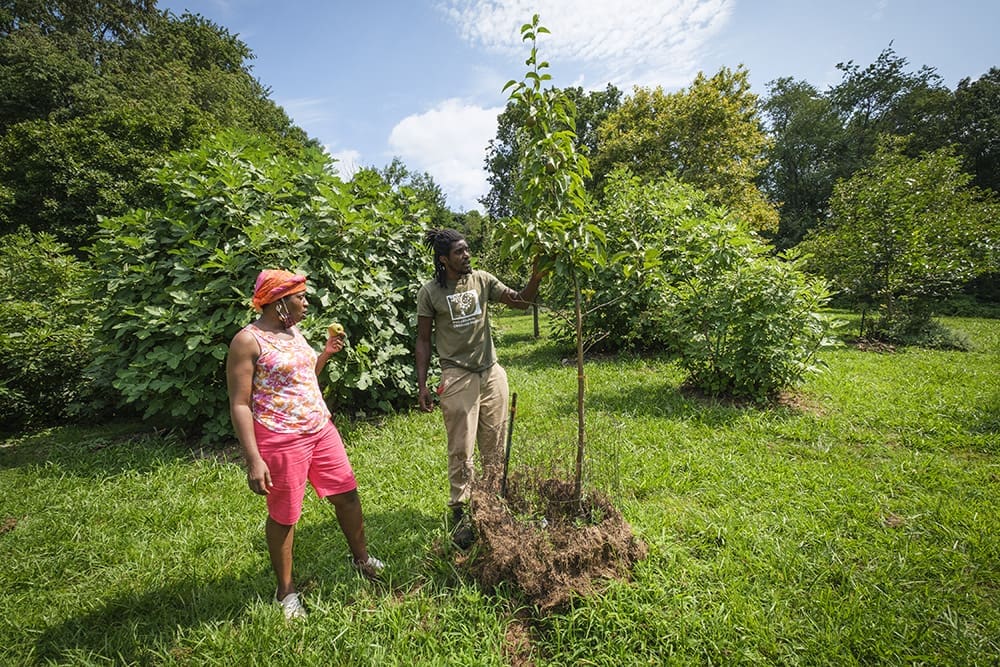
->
[[460, 475, 647, 611]]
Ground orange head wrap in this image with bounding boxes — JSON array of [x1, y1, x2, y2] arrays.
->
[[251, 269, 307, 312]]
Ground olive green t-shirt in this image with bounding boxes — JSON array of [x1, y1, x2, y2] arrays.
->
[[416, 270, 511, 372]]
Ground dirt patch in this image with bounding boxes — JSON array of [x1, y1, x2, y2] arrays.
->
[[503, 617, 535, 666], [678, 382, 762, 408], [1, 516, 17, 535], [777, 391, 827, 416], [459, 475, 647, 612]]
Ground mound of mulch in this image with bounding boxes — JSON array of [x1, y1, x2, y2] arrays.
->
[[460, 475, 647, 611]]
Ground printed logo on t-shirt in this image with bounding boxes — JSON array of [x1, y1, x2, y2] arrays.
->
[[447, 289, 482, 328]]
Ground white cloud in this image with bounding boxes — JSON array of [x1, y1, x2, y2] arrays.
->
[[441, 0, 734, 89], [388, 99, 504, 212], [325, 147, 362, 179]]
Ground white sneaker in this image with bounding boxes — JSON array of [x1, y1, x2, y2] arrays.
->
[[351, 555, 385, 580], [274, 591, 307, 620]]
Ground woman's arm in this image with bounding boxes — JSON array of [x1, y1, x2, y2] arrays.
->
[[315, 332, 345, 376], [226, 330, 271, 495]]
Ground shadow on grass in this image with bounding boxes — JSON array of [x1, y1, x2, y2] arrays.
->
[[0, 423, 227, 476], [295, 506, 442, 587], [495, 333, 773, 424], [34, 570, 265, 664], [0, 423, 189, 476], [520, 351, 810, 427]]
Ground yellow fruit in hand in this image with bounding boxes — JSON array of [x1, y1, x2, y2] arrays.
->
[[327, 322, 345, 338]]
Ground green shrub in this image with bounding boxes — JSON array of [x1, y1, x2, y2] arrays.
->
[[0, 230, 107, 431], [549, 170, 838, 400], [90, 131, 429, 443], [546, 171, 721, 354], [664, 250, 837, 400]]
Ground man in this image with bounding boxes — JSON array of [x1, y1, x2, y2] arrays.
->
[[416, 228, 544, 548]]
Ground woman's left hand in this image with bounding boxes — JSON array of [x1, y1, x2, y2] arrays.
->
[[324, 334, 346, 355]]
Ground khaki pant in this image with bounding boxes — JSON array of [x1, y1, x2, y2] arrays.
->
[[439, 363, 509, 507]]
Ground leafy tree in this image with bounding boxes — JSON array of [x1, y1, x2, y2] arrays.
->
[[949, 68, 1000, 306], [759, 78, 845, 249], [90, 130, 429, 443], [593, 67, 779, 233], [499, 15, 610, 501], [828, 46, 951, 173], [378, 156, 453, 229], [480, 105, 520, 222], [951, 67, 1000, 193], [0, 3, 311, 248], [450, 209, 486, 252], [801, 138, 999, 342], [761, 47, 956, 250], [481, 83, 621, 221], [0, 229, 106, 431]]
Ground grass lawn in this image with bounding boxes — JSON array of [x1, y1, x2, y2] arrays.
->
[[2, 312, 998, 665]]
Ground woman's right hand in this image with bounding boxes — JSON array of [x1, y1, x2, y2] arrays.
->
[[246, 457, 272, 495]]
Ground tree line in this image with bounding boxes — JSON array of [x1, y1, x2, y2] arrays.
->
[[483, 49, 998, 249], [481, 51, 998, 340]]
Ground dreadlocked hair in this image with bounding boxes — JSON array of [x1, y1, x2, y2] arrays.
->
[[424, 228, 465, 288]]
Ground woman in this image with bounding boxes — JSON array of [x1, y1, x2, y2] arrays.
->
[[226, 269, 383, 620]]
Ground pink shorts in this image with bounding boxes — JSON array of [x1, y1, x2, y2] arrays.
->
[[253, 420, 358, 525]]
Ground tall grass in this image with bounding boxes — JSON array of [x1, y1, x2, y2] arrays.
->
[[2, 313, 997, 665]]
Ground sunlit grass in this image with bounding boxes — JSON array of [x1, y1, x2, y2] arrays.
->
[[2, 311, 997, 664]]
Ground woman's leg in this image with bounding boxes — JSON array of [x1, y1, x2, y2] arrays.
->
[[327, 488, 368, 563], [266, 516, 296, 598]]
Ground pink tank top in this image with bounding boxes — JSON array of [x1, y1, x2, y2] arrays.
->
[[244, 324, 331, 434]]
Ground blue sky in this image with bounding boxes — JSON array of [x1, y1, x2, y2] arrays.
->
[[158, 0, 998, 212]]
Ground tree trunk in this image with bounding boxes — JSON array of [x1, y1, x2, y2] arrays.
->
[[573, 277, 585, 503]]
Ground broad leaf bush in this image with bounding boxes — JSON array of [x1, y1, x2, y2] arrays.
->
[[800, 139, 999, 345], [550, 170, 837, 401], [90, 131, 429, 443], [0, 230, 108, 431], [665, 249, 836, 401]]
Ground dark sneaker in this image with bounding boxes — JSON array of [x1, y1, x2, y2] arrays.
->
[[452, 523, 475, 550], [450, 506, 475, 550]]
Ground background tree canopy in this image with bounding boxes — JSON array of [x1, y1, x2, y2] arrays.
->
[[593, 66, 778, 234], [481, 83, 622, 222], [761, 47, 996, 250], [0, 0, 312, 249]]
